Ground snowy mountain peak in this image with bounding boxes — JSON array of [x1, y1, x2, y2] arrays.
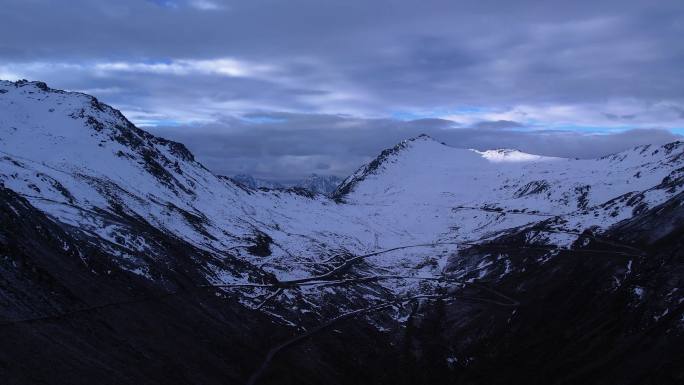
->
[[332, 129, 684, 244], [298, 173, 343, 195], [332, 134, 447, 199], [407, 133, 436, 141], [474, 148, 561, 163], [232, 174, 284, 189], [333, 135, 567, 200], [0, 79, 204, 198], [400, 133, 448, 148], [1, 79, 52, 93]]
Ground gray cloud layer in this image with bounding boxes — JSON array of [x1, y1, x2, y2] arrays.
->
[[1, 0, 683, 179], [149, 117, 681, 181]]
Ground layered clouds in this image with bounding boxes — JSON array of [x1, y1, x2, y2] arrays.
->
[[148, 116, 680, 180], [0, 0, 682, 179]]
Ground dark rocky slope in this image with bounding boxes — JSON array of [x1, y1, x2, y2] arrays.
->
[[429, 192, 684, 385], [0, 185, 398, 385], [0, 185, 287, 384]]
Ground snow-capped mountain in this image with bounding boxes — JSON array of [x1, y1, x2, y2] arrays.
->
[[232, 173, 342, 195], [297, 173, 343, 195], [232, 174, 285, 189], [334, 133, 684, 247], [1, 81, 682, 385]]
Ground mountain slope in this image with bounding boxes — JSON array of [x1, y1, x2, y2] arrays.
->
[[0, 80, 429, 333], [334, 133, 684, 247], [0, 80, 347, 287], [434, 190, 684, 385], [0, 183, 392, 385]]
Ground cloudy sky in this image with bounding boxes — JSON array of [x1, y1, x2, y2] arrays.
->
[[1, 0, 683, 180]]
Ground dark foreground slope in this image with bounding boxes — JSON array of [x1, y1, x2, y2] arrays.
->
[[0, 185, 265, 384], [0, 185, 394, 385], [434, 192, 684, 385]]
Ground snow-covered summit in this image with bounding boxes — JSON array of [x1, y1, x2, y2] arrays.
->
[[332, 134, 449, 198], [0, 80, 259, 272], [0, 80, 203, 197], [298, 173, 343, 195], [333, 127, 684, 246], [475, 148, 561, 163], [333, 134, 559, 200]]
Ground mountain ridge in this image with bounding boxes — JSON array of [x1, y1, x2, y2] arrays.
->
[[2, 79, 683, 289]]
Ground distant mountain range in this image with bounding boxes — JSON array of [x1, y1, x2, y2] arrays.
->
[[232, 173, 343, 195], [0, 80, 681, 385]]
